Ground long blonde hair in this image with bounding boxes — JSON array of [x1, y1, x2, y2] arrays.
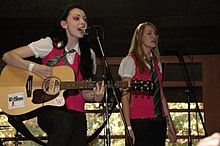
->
[[129, 22, 160, 73]]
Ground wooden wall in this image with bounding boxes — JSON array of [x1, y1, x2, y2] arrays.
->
[[202, 55, 220, 134]]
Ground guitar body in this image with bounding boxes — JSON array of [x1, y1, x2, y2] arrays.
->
[[0, 65, 75, 115]]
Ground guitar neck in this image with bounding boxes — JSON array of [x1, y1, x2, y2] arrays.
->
[[60, 81, 131, 90]]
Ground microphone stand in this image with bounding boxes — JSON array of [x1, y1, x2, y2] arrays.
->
[[186, 90, 192, 146], [94, 27, 133, 146], [14, 130, 22, 146], [176, 48, 208, 146]]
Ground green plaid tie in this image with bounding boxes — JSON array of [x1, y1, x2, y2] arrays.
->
[[46, 49, 76, 66], [150, 58, 162, 117]]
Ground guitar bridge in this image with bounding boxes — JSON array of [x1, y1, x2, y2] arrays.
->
[[26, 75, 33, 97]]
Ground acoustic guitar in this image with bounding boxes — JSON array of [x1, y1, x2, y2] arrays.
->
[[0, 65, 154, 116]]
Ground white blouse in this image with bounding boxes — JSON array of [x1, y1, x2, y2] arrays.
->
[[118, 55, 162, 78], [28, 37, 97, 73]]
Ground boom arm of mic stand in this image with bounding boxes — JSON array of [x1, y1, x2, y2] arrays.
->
[[177, 49, 208, 137], [96, 34, 134, 146]]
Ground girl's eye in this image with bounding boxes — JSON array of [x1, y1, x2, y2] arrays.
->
[[83, 17, 88, 22], [73, 16, 80, 21], [146, 31, 159, 36]]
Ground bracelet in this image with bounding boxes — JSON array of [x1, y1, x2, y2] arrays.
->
[[28, 63, 35, 72], [127, 126, 132, 131]]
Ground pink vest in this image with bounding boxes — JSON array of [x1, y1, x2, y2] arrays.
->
[[42, 48, 85, 112], [130, 55, 164, 119]]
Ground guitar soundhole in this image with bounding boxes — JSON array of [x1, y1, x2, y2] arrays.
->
[[42, 76, 61, 95]]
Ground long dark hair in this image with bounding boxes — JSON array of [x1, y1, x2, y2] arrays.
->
[[49, 4, 94, 80]]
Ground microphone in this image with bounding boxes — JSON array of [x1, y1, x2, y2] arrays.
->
[[80, 25, 101, 35]]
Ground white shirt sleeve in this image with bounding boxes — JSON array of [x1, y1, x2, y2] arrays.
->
[[118, 56, 136, 78], [28, 37, 53, 58]]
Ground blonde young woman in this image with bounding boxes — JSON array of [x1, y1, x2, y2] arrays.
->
[[118, 22, 177, 146]]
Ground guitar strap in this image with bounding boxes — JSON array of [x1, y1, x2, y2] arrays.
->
[[7, 115, 46, 146]]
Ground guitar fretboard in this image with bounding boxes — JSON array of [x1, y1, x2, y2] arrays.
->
[[60, 81, 131, 90]]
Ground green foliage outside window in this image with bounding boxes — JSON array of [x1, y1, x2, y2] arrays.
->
[[0, 102, 204, 146]]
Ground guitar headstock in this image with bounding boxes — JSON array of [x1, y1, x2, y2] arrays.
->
[[130, 80, 155, 96]]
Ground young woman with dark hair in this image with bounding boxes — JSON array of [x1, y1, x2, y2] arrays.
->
[[3, 4, 104, 146]]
